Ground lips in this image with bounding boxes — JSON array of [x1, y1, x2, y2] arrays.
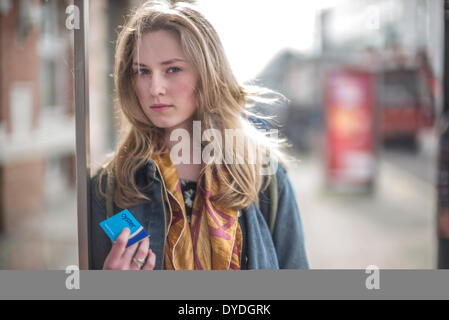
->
[[150, 104, 172, 112]]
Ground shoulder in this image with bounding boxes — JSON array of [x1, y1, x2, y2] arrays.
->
[[263, 160, 289, 194], [91, 168, 105, 189], [90, 161, 158, 210], [274, 162, 288, 183], [256, 161, 288, 216], [90, 168, 109, 212]]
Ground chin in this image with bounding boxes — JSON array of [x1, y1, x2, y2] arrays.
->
[[151, 122, 174, 129], [150, 119, 182, 130]]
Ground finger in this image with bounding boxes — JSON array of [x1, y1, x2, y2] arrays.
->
[[134, 237, 149, 260], [121, 239, 140, 264], [107, 228, 130, 262], [128, 237, 150, 270], [142, 249, 156, 270]]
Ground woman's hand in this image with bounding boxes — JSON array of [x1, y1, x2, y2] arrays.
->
[[103, 228, 156, 270]]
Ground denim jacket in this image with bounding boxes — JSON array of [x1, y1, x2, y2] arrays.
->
[[89, 160, 309, 270]]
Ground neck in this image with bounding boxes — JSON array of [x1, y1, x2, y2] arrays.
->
[[164, 123, 207, 170], [163, 123, 203, 181], [164, 123, 193, 150]]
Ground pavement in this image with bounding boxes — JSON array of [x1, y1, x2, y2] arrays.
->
[[289, 130, 438, 269], [0, 187, 78, 270]]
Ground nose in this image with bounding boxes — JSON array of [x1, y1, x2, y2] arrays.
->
[[149, 73, 166, 97]]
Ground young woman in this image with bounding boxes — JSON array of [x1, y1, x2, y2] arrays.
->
[[90, 0, 309, 270]]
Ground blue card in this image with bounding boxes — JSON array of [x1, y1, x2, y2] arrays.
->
[[99, 209, 149, 247]]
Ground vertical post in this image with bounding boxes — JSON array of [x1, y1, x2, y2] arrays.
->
[[74, 0, 91, 270], [437, 0, 449, 268]]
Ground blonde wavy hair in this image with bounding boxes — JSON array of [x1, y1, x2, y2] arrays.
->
[[96, 0, 290, 210]]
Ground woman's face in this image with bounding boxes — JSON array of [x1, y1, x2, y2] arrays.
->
[[133, 30, 198, 132]]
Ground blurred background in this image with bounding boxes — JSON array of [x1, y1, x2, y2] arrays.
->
[[0, 0, 446, 269]]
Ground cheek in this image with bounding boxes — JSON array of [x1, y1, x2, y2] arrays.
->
[[172, 77, 197, 110], [173, 82, 195, 99], [135, 81, 148, 101], [172, 72, 197, 95]]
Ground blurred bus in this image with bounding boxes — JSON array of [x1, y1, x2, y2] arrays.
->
[[377, 68, 434, 151]]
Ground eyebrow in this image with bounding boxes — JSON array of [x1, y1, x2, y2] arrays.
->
[[132, 58, 185, 67]]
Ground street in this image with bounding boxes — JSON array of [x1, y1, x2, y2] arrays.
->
[[289, 131, 438, 269]]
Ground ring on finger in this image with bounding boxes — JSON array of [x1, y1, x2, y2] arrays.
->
[[133, 257, 146, 269]]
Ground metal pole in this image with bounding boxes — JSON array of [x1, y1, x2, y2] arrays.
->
[[437, 0, 449, 268], [74, 0, 91, 270]]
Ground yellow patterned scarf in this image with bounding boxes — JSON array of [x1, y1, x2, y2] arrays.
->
[[152, 149, 242, 270]]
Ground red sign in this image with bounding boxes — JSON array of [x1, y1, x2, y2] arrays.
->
[[324, 69, 377, 191]]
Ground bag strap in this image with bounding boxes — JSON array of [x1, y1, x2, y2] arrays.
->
[[257, 173, 278, 237], [267, 173, 278, 236]]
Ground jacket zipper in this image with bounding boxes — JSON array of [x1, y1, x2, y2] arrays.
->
[[153, 163, 168, 269], [153, 163, 187, 270]]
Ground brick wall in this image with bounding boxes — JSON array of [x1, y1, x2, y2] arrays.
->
[[2, 159, 45, 232], [0, 0, 40, 135], [0, 0, 44, 234]]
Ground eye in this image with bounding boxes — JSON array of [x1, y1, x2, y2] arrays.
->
[[136, 68, 150, 76], [167, 67, 181, 73]]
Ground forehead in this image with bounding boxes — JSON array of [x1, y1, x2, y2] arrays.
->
[[134, 30, 186, 64]]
